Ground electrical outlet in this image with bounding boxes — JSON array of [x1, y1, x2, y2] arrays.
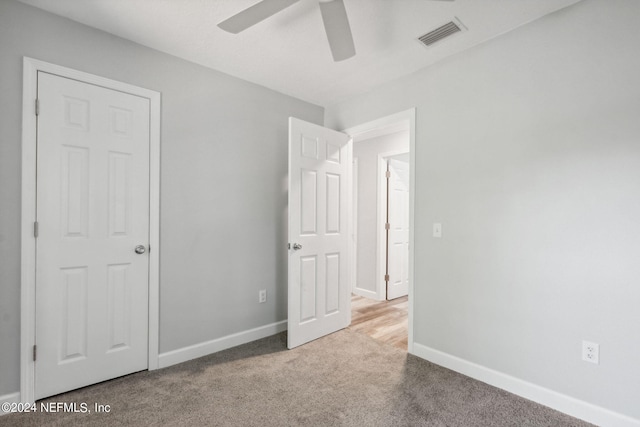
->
[[582, 340, 599, 364], [259, 289, 267, 304]]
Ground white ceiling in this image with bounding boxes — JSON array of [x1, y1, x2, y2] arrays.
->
[[18, 0, 582, 106]]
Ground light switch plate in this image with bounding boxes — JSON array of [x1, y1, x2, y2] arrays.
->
[[433, 223, 442, 238]]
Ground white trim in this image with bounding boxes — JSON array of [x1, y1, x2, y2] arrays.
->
[[352, 288, 378, 299], [343, 109, 414, 139], [343, 108, 416, 353], [20, 57, 38, 405], [158, 321, 288, 369], [350, 121, 409, 143], [345, 138, 353, 327], [0, 393, 21, 416], [350, 157, 358, 293], [147, 75, 161, 372], [20, 57, 161, 403], [377, 156, 387, 301], [412, 343, 640, 427]]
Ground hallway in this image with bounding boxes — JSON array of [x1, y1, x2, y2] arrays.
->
[[348, 295, 408, 350]]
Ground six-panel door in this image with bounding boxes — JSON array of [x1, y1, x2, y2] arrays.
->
[[288, 117, 351, 349], [35, 72, 150, 399]]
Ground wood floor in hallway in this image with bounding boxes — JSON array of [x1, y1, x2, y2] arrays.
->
[[348, 294, 408, 351]]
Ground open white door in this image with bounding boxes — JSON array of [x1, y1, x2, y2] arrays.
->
[[288, 117, 351, 349], [386, 157, 410, 300]]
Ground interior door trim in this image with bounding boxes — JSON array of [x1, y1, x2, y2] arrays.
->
[[20, 57, 161, 403], [342, 108, 416, 353]]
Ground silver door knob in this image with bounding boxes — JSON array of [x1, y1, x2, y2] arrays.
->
[[134, 245, 146, 254], [292, 243, 302, 250]]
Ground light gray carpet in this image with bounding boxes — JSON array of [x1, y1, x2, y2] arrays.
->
[[1, 330, 593, 426]]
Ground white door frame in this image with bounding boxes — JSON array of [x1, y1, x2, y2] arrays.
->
[[342, 108, 416, 353], [20, 57, 161, 403], [377, 151, 409, 300], [350, 157, 358, 294]]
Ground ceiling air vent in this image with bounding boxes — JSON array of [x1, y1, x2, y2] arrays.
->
[[418, 18, 466, 47]]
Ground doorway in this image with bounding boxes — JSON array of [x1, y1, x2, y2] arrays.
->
[[20, 58, 161, 402], [286, 109, 415, 352], [343, 109, 415, 352]]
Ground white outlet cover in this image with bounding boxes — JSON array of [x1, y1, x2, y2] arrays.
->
[[582, 340, 600, 364]]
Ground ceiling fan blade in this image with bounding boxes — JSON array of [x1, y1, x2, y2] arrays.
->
[[218, 0, 300, 34], [319, 0, 355, 62]]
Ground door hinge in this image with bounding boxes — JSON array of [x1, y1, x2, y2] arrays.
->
[[384, 274, 390, 282], [33, 345, 37, 361], [385, 170, 391, 178], [33, 221, 39, 238], [35, 99, 40, 116], [385, 223, 390, 230]]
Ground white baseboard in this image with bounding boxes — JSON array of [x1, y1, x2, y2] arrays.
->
[[0, 392, 21, 417], [352, 287, 380, 300], [158, 320, 287, 369], [411, 343, 640, 427]]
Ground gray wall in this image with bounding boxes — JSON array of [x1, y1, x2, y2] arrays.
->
[[353, 131, 409, 296], [326, 0, 640, 420], [0, 0, 323, 395]]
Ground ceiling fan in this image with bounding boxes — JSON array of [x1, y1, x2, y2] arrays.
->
[[218, 0, 455, 62]]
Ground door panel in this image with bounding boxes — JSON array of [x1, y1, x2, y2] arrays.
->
[[35, 72, 150, 399], [387, 158, 410, 300], [107, 263, 133, 352], [60, 267, 88, 362], [288, 118, 351, 349], [108, 153, 133, 237]]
